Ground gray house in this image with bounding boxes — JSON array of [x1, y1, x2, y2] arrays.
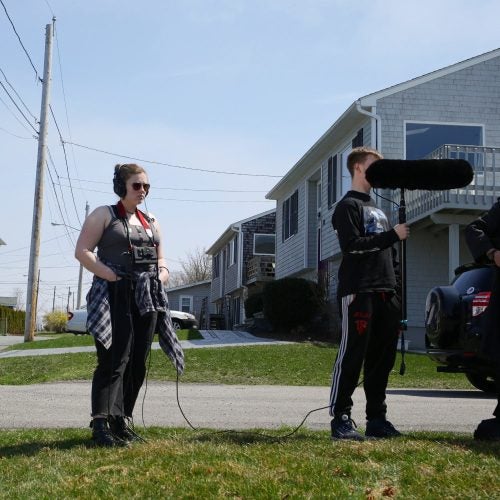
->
[[266, 48, 500, 343], [166, 280, 212, 323], [206, 209, 276, 329]]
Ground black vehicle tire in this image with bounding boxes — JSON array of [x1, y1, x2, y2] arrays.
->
[[172, 320, 182, 331], [465, 372, 497, 393]]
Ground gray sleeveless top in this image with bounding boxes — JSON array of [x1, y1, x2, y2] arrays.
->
[[97, 206, 159, 269]]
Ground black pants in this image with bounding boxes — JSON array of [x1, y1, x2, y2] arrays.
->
[[91, 279, 157, 418], [329, 291, 400, 419]]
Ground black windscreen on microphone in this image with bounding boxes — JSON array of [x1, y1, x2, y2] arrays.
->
[[365, 159, 474, 190]]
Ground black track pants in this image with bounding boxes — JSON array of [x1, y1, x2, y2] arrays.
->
[[329, 291, 400, 419], [91, 279, 157, 418]]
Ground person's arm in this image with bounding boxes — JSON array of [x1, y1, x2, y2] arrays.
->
[[74, 206, 120, 281], [333, 200, 403, 254], [151, 218, 170, 285], [465, 201, 500, 263]]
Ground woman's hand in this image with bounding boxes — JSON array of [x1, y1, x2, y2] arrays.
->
[[159, 266, 170, 284]]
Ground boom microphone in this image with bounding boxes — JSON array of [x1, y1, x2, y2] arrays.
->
[[365, 159, 474, 190]]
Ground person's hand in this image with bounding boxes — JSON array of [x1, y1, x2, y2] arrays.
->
[[106, 269, 121, 282], [394, 223, 410, 241]]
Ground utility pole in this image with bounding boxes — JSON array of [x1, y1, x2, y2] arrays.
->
[[66, 287, 71, 312], [52, 286, 56, 312], [24, 22, 54, 342], [76, 201, 89, 308]]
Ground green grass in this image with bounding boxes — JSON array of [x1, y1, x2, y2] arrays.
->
[[6, 329, 202, 351], [0, 427, 498, 498], [0, 342, 471, 389]]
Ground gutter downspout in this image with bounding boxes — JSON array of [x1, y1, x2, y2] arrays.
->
[[355, 100, 381, 151]]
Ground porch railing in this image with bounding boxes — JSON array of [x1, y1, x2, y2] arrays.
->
[[392, 145, 500, 222], [246, 255, 275, 284]]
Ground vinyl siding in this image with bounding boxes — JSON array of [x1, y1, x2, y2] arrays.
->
[[275, 183, 307, 279], [377, 57, 500, 159], [166, 283, 213, 318]]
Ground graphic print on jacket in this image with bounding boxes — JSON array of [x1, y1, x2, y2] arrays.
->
[[364, 206, 389, 239]]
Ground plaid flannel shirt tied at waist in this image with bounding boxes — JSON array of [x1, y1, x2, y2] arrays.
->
[[86, 262, 184, 375]]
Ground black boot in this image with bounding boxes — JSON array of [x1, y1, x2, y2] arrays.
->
[[108, 416, 144, 443], [91, 418, 127, 447]]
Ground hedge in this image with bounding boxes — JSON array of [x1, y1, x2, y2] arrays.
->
[[0, 306, 25, 335]]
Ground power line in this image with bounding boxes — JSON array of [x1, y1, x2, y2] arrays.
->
[[0, 80, 39, 134], [0, 124, 33, 139], [0, 66, 39, 122], [63, 140, 284, 178], [53, 182, 273, 203], [0, 94, 37, 135], [0, 0, 41, 81], [59, 176, 268, 193], [49, 105, 81, 225]]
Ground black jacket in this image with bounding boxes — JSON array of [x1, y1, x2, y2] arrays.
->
[[332, 190, 399, 298]]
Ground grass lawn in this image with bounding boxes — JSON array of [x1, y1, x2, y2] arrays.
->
[[0, 342, 471, 389], [7, 329, 202, 350], [0, 427, 498, 498]]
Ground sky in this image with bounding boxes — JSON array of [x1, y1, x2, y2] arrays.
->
[[1, 0, 500, 317]]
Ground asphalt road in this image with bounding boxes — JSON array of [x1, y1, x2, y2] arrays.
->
[[1, 381, 496, 435]]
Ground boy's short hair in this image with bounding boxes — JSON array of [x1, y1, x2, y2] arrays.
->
[[347, 147, 383, 177]]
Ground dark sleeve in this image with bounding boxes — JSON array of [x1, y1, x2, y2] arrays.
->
[[465, 201, 500, 262], [332, 199, 400, 254]]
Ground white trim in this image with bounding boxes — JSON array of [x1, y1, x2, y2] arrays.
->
[[179, 295, 193, 313], [403, 120, 485, 159], [360, 48, 500, 107]]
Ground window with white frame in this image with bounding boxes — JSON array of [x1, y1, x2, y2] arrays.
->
[[253, 233, 275, 255], [180, 295, 193, 313], [282, 190, 298, 241], [229, 234, 238, 265], [405, 122, 483, 160]]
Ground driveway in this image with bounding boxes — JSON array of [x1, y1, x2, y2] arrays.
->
[[0, 381, 495, 434]]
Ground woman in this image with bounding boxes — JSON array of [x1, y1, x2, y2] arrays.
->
[[75, 163, 184, 447]]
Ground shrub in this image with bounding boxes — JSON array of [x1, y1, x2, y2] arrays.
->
[[43, 310, 68, 333], [244, 292, 264, 318], [0, 306, 25, 335], [263, 278, 322, 332]]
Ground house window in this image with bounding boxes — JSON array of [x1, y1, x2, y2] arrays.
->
[[213, 253, 220, 278], [254, 234, 275, 255], [180, 295, 193, 313], [327, 154, 338, 208], [352, 128, 363, 148], [229, 234, 238, 265], [282, 190, 298, 241], [405, 122, 483, 160]]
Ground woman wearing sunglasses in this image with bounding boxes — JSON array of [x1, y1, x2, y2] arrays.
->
[[75, 163, 184, 447]]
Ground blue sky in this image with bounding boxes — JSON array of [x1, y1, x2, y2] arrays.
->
[[1, 0, 500, 315]]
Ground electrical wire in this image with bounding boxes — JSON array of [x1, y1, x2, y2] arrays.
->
[[0, 124, 33, 139], [0, 82, 38, 134], [0, 94, 36, 136], [0, 0, 41, 81], [0, 66, 39, 122], [59, 176, 268, 193], [63, 140, 283, 178], [49, 105, 81, 225]]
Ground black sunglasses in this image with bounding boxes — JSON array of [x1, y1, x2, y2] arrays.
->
[[132, 182, 150, 192]]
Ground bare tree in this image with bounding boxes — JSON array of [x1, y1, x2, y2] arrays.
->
[[166, 247, 212, 288]]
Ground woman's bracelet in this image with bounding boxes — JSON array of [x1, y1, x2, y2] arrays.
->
[[159, 266, 170, 273]]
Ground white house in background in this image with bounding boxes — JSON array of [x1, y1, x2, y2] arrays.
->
[[206, 209, 276, 329], [266, 48, 500, 344], [166, 280, 213, 324]]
